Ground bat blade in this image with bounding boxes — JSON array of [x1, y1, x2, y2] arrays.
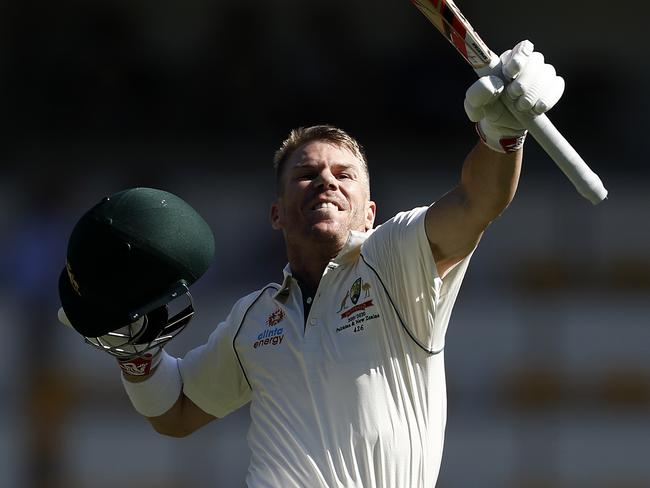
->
[[411, 0, 493, 71], [411, 0, 608, 204]]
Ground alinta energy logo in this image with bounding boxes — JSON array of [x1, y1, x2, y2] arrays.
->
[[253, 308, 285, 349], [267, 308, 285, 327], [336, 277, 378, 334]]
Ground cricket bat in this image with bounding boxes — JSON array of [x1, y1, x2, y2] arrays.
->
[[411, 0, 608, 204]]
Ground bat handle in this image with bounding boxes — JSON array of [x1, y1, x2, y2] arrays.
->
[[476, 58, 608, 205], [502, 97, 608, 204]]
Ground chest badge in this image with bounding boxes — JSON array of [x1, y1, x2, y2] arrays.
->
[[339, 278, 375, 319], [350, 277, 362, 304], [336, 278, 379, 333]]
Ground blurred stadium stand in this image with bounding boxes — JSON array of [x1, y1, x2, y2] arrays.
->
[[2, 0, 649, 487]]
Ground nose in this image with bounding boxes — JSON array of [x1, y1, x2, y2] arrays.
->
[[314, 169, 338, 191]]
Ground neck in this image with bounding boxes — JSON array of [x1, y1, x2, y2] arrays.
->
[[285, 239, 343, 292]]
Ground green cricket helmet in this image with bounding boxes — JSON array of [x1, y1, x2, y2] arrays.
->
[[58, 187, 215, 357]]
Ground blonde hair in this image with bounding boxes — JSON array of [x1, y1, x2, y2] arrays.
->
[[273, 125, 369, 194]]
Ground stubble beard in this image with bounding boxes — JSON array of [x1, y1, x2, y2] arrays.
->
[[307, 219, 348, 250], [310, 205, 367, 246], [288, 207, 363, 260]]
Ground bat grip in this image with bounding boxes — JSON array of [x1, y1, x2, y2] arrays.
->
[[502, 97, 608, 204], [476, 58, 608, 205]]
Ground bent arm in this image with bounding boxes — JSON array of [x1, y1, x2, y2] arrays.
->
[[146, 391, 217, 438], [425, 142, 522, 277], [121, 295, 259, 437], [122, 353, 217, 438]]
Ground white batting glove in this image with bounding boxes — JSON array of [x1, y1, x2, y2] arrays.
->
[[464, 40, 565, 153], [58, 306, 163, 376]]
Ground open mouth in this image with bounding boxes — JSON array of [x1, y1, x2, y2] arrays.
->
[[311, 201, 341, 211]]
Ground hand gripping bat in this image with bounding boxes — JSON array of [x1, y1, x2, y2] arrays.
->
[[412, 0, 608, 204]]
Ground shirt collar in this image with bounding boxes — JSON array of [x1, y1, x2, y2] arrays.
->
[[333, 229, 369, 264], [274, 264, 293, 298], [272, 229, 372, 299]]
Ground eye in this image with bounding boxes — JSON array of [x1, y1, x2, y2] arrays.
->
[[294, 171, 316, 181], [337, 172, 353, 180]]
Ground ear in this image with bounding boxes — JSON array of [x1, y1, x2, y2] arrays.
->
[[270, 200, 283, 230], [365, 200, 377, 231]]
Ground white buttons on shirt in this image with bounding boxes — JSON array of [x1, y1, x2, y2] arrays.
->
[[306, 297, 312, 304], [309, 318, 317, 326]]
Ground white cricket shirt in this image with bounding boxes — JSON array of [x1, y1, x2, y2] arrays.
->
[[180, 206, 472, 487]]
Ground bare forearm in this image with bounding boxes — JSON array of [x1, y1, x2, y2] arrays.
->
[[145, 392, 216, 437], [460, 142, 522, 221], [145, 392, 187, 437], [124, 368, 215, 437]]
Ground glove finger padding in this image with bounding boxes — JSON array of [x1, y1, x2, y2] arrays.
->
[[502, 43, 565, 116], [533, 75, 565, 115], [464, 75, 504, 122], [500, 40, 535, 80], [507, 53, 559, 112], [506, 52, 544, 101], [465, 75, 525, 153], [465, 76, 520, 129]]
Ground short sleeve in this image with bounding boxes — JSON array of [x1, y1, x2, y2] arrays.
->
[[179, 298, 253, 418], [361, 206, 473, 353]]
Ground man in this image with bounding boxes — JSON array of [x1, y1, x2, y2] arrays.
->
[[59, 40, 564, 486]]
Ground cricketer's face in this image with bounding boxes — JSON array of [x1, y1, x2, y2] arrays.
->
[[270, 140, 376, 250]]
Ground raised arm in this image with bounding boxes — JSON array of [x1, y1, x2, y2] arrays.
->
[[426, 143, 522, 277], [426, 41, 564, 277]]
